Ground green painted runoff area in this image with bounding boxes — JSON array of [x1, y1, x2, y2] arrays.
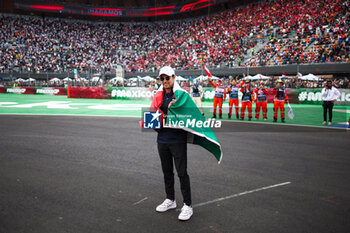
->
[[0, 94, 349, 127]]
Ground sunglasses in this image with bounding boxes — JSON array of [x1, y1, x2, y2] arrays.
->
[[160, 76, 171, 81]]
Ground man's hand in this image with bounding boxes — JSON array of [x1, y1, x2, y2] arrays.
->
[[168, 99, 176, 108], [332, 99, 337, 103]]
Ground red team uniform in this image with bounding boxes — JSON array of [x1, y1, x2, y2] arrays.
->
[[254, 87, 268, 120], [227, 82, 243, 119], [273, 84, 289, 122], [240, 82, 253, 120], [210, 80, 226, 118]]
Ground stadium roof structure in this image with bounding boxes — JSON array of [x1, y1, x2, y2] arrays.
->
[[3, 0, 260, 22]]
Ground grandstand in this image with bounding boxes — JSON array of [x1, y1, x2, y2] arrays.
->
[[0, 0, 349, 77]]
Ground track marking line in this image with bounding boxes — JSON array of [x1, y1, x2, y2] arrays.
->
[[179, 181, 291, 210], [333, 109, 350, 113], [132, 197, 148, 206]]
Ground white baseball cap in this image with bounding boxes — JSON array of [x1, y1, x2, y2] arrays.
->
[[159, 66, 175, 77]]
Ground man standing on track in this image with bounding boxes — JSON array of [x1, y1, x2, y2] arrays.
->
[[226, 77, 240, 119], [190, 79, 204, 115], [240, 80, 253, 121], [321, 79, 341, 125], [273, 80, 289, 123], [153, 66, 193, 221], [209, 77, 226, 119], [254, 81, 268, 120]]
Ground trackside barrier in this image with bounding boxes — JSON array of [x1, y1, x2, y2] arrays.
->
[[293, 89, 350, 105], [6, 87, 36, 94], [110, 87, 156, 100], [3, 87, 66, 95], [67, 87, 111, 99], [1, 86, 349, 105]]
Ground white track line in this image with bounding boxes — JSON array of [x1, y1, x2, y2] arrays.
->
[[132, 197, 148, 206], [178, 181, 291, 210]]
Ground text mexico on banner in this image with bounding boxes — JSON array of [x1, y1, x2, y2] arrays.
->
[[294, 89, 350, 105], [110, 87, 157, 100], [110, 87, 220, 101]]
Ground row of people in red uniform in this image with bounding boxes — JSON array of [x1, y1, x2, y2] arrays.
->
[[208, 77, 289, 122]]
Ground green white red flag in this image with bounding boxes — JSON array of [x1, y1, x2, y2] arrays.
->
[[150, 81, 223, 163]]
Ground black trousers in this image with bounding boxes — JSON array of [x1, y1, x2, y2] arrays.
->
[[323, 101, 334, 122], [157, 143, 191, 206]]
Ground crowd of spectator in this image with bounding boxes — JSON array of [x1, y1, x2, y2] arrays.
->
[[244, 0, 350, 66], [0, 0, 349, 74]]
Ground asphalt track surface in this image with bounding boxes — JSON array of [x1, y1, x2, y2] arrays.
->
[[1, 115, 349, 233]]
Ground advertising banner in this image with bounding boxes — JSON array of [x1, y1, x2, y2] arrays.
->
[[6, 87, 36, 94], [35, 87, 67, 95], [291, 89, 350, 105], [110, 87, 278, 102], [68, 87, 111, 99], [2, 85, 348, 105], [110, 87, 156, 100], [15, 0, 217, 18], [109, 87, 349, 105]]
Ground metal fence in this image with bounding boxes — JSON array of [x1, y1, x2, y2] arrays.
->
[[0, 63, 349, 81]]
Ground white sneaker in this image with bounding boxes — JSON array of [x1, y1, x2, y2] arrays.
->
[[328, 122, 332, 126], [178, 204, 193, 221], [322, 121, 327, 125], [156, 199, 176, 212]]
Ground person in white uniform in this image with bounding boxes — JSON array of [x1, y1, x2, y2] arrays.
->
[[321, 80, 341, 125]]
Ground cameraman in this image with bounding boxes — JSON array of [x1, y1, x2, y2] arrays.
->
[[321, 80, 341, 125]]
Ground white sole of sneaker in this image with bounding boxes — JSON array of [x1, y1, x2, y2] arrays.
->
[[178, 214, 193, 221], [155, 206, 176, 212]]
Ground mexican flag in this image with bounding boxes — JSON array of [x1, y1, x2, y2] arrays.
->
[[150, 81, 223, 163]]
